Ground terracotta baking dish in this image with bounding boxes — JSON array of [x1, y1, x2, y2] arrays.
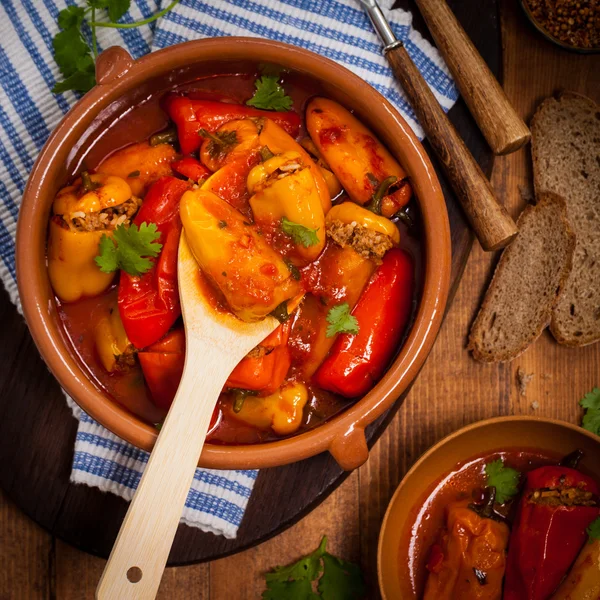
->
[[378, 416, 600, 598], [16, 38, 450, 471]]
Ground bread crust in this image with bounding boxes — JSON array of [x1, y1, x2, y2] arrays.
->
[[531, 92, 600, 346], [468, 193, 575, 362]]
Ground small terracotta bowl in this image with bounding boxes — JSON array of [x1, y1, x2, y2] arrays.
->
[[16, 38, 451, 471], [378, 416, 600, 599]]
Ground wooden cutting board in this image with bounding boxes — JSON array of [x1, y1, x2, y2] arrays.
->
[[0, 0, 498, 563]]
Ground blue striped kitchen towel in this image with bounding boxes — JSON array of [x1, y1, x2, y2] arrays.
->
[[0, 0, 458, 538]]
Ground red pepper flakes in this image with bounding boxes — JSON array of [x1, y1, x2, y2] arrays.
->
[[524, 0, 600, 49]]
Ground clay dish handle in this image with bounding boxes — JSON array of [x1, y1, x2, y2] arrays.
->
[[96, 46, 134, 86]]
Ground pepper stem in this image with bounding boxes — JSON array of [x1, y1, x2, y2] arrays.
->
[[149, 128, 178, 147], [80, 171, 100, 193], [469, 486, 499, 520], [365, 175, 397, 215], [558, 449, 584, 469]]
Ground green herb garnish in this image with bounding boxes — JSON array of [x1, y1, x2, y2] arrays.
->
[[325, 303, 359, 338], [580, 387, 600, 436], [263, 536, 366, 600], [247, 75, 293, 111], [95, 222, 162, 277], [485, 459, 520, 504], [281, 217, 320, 248], [52, 1, 181, 95], [587, 516, 600, 542]]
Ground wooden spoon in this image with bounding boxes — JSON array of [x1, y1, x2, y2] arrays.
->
[[96, 233, 282, 599]]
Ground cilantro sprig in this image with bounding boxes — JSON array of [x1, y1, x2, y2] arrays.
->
[[263, 536, 366, 600], [281, 217, 320, 248], [580, 387, 600, 436], [247, 75, 293, 111], [587, 516, 600, 542], [485, 459, 520, 504], [326, 303, 359, 338], [95, 222, 162, 277], [52, 0, 180, 94]]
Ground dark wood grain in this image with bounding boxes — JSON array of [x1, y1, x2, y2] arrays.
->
[[0, 0, 498, 567]]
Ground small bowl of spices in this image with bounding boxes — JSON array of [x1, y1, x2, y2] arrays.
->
[[521, 0, 600, 53]]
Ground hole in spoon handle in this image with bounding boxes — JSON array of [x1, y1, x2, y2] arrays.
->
[[126, 567, 143, 583]]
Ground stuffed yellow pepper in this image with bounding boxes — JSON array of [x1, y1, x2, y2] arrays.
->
[[247, 150, 326, 266], [306, 97, 412, 217], [180, 188, 303, 322], [94, 305, 135, 373], [48, 172, 139, 303], [227, 382, 309, 435], [256, 118, 332, 213], [96, 141, 177, 197], [300, 137, 343, 199]]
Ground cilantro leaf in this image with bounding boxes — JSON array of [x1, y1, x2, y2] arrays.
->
[[580, 388, 600, 411], [52, 55, 96, 94], [485, 459, 520, 504], [582, 410, 600, 436], [318, 553, 366, 600], [263, 537, 324, 599], [247, 75, 293, 111], [107, 0, 130, 21], [52, 0, 180, 95], [52, 28, 92, 80], [57, 6, 85, 30], [587, 517, 600, 541], [95, 222, 162, 277], [326, 303, 359, 338], [262, 537, 365, 600], [95, 233, 118, 272], [263, 579, 320, 600], [580, 387, 600, 436], [281, 217, 320, 248]]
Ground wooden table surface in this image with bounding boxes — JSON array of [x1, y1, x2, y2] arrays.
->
[[2, 1, 599, 597]]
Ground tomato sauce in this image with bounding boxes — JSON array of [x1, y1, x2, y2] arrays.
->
[[52, 71, 424, 444], [398, 448, 561, 599]]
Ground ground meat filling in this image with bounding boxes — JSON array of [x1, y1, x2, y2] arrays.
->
[[61, 196, 142, 232], [529, 485, 597, 507], [326, 219, 394, 261]]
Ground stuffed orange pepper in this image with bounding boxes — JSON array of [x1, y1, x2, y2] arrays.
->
[[180, 188, 303, 322], [306, 97, 412, 217]]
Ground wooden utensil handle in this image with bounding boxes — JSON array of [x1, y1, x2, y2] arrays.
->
[[414, 0, 530, 155], [386, 43, 517, 251], [96, 338, 232, 600]]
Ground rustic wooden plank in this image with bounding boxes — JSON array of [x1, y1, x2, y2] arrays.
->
[[54, 540, 210, 599], [358, 0, 600, 594], [209, 470, 360, 599], [0, 490, 53, 599]]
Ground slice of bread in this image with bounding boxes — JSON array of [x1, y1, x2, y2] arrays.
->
[[468, 193, 575, 362], [531, 92, 600, 346]]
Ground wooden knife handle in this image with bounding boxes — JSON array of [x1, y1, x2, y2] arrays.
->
[[385, 43, 517, 251], [414, 0, 530, 155]]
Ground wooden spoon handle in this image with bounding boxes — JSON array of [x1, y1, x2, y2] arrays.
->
[[414, 0, 530, 155], [96, 338, 232, 600], [385, 43, 517, 251]]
